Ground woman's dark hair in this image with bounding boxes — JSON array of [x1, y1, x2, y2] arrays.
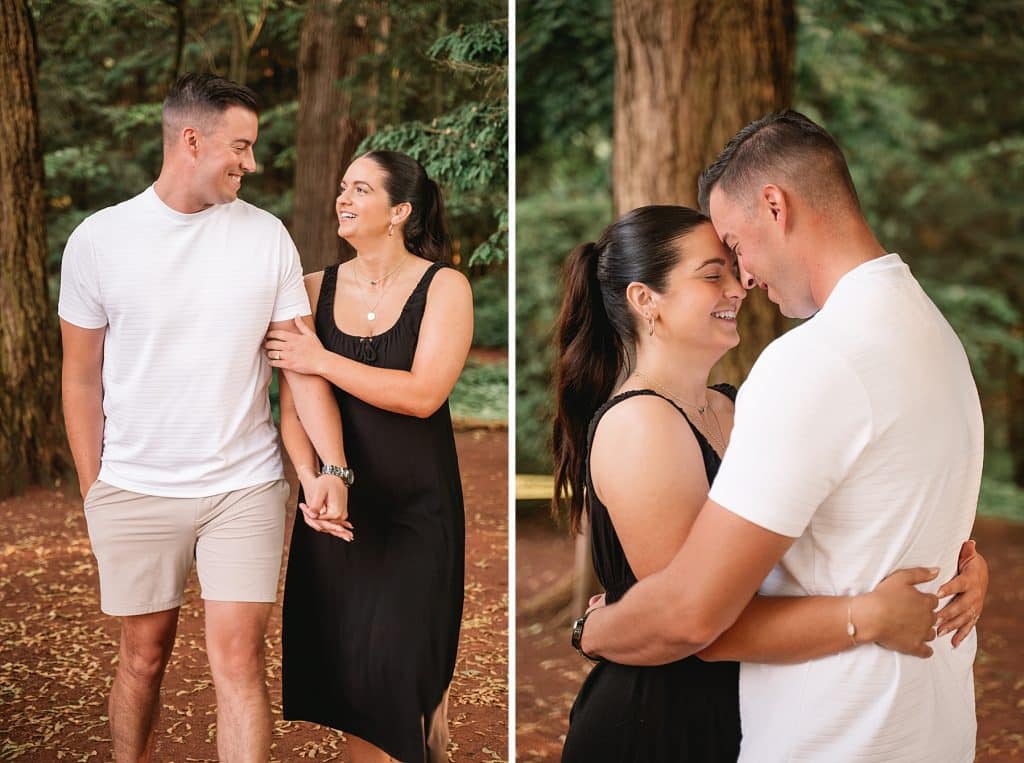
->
[[361, 150, 451, 262], [552, 205, 709, 533]]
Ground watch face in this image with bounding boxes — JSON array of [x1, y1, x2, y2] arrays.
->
[[571, 617, 584, 649]]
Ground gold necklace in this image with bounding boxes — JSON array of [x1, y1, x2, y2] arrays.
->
[[354, 257, 406, 287], [351, 258, 406, 326], [631, 370, 727, 456]]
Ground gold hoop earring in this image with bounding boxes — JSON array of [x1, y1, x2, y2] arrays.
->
[[646, 314, 654, 337]]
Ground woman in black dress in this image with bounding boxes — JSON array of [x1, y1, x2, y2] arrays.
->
[[267, 151, 472, 763], [551, 206, 989, 762]]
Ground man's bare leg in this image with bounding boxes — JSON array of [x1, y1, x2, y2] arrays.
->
[[110, 608, 180, 761], [204, 601, 273, 763]]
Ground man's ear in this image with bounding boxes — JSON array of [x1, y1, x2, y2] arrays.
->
[[761, 184, 788, 228]]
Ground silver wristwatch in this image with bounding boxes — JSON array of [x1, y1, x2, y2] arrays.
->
[[320, 463, 355, 487]]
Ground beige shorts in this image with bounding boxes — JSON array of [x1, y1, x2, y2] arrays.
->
[[83, 478, 289, 616]]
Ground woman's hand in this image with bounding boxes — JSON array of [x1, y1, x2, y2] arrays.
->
[[935, 540, 988, 647], [858, 567, 940, 657], [266, 316, 328, 375]]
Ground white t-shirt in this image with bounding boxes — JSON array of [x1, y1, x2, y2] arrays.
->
[[709, 254, 983, 762], [58, 185, 311, 497]]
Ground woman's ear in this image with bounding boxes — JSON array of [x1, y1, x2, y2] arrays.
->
[[625, 281, 658, 322], [390, 201, 412, 227]]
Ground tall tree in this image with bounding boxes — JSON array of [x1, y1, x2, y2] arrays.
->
[[0, 0, 68, 497], [613, 0, 795, 381], [228, 0, 271, 86], [292, 0, 373, 272]]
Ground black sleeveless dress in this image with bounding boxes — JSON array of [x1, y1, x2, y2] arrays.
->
[[282, 262, 465, 763], [561, 386, 742, 763]]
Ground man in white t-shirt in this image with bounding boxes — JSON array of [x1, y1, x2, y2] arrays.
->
[[59, 74, 352, 762], [577, 111, 984, 761]]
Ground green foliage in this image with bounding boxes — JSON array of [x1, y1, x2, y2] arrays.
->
[[515, 0, 613, 159], [450, 360, 508, 422], [36, 0, 507, 349], [471, 267, 509, 348], [515, 0, 614, 473], [428, 20, 507, 69], [516, 190, 612, 474], [357, 11, 508, 269], [980, 449, 1024, 522], [516, 0, 1024, 483]]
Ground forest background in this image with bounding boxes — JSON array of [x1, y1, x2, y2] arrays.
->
[[2, 0, 508, 495], [517, 0, 1024, 524]]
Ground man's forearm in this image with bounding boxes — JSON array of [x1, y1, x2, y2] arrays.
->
[[579, 501, 794, 665], [282, 369, 347, 466], [62, 377, 104, 493], [580, 563, 717, 665]]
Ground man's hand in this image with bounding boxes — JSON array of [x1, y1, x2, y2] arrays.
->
[[297, 469, 353, 541], [317, 473, 349, 522]]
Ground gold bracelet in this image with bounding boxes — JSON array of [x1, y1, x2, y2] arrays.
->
[[847, 598, 858, 647]]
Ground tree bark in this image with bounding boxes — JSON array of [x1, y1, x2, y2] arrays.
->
[[1009, 343, 1024, 487], [291, 0, 374, 273], [613, 0, 795, 385], [0, 0, 68, 497], [227, 0, 269, 86]]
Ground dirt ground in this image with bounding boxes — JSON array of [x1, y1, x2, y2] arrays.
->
[[516, 510, 1024, 763], [0, 429, 508, 762]]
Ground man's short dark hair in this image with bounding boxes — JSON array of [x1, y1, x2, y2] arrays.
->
[[162, 73, 258, 144], [697, 110, 861, 216]]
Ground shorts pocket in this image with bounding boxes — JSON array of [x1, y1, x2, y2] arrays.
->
[[83, 479, 108, 509]]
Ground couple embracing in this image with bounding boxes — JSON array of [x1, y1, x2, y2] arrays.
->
[[59, 73, 469, 763], [555, 111, 988, 762]]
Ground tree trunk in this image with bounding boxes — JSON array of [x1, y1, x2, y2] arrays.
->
[[613, 0, 795, 385], [227, 0, 269, 86], [0, 0, 68, 497], [291, 0, 374, 273], [1009, 342, 1024, 487]]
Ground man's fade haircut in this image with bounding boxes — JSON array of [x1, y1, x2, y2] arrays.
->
[[161, 73, 258, 145], [697, 110, 861, 218]]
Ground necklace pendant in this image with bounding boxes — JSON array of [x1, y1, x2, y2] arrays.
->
[[369, 279, 379, 286], [367, 311, 376, 321]]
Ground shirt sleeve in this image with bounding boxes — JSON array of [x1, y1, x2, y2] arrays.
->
[[271, 222, 312, 322], [708, 332, 873, 538], [57, 220, 108, 329]]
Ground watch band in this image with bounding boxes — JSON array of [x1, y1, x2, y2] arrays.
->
[[570, 608, 601, 662], [320, 463, 355, 487]]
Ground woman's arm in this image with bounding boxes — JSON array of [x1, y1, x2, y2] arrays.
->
[[697, 567, 940, 663], [589, 394, 713, 583], [698, 539, 989, 663], [266, 267, 473, 418]]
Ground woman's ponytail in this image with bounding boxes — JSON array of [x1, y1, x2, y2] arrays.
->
[[550, 205, 712, 533], [552, 240, 622, 533], [409, 178, 451, 262]]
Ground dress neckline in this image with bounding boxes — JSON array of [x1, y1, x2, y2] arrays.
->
[[328, 261, 442, 341]]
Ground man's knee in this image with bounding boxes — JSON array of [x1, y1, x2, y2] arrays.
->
[[205, 602, 271, 685], [118, 611, 178, 685]]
